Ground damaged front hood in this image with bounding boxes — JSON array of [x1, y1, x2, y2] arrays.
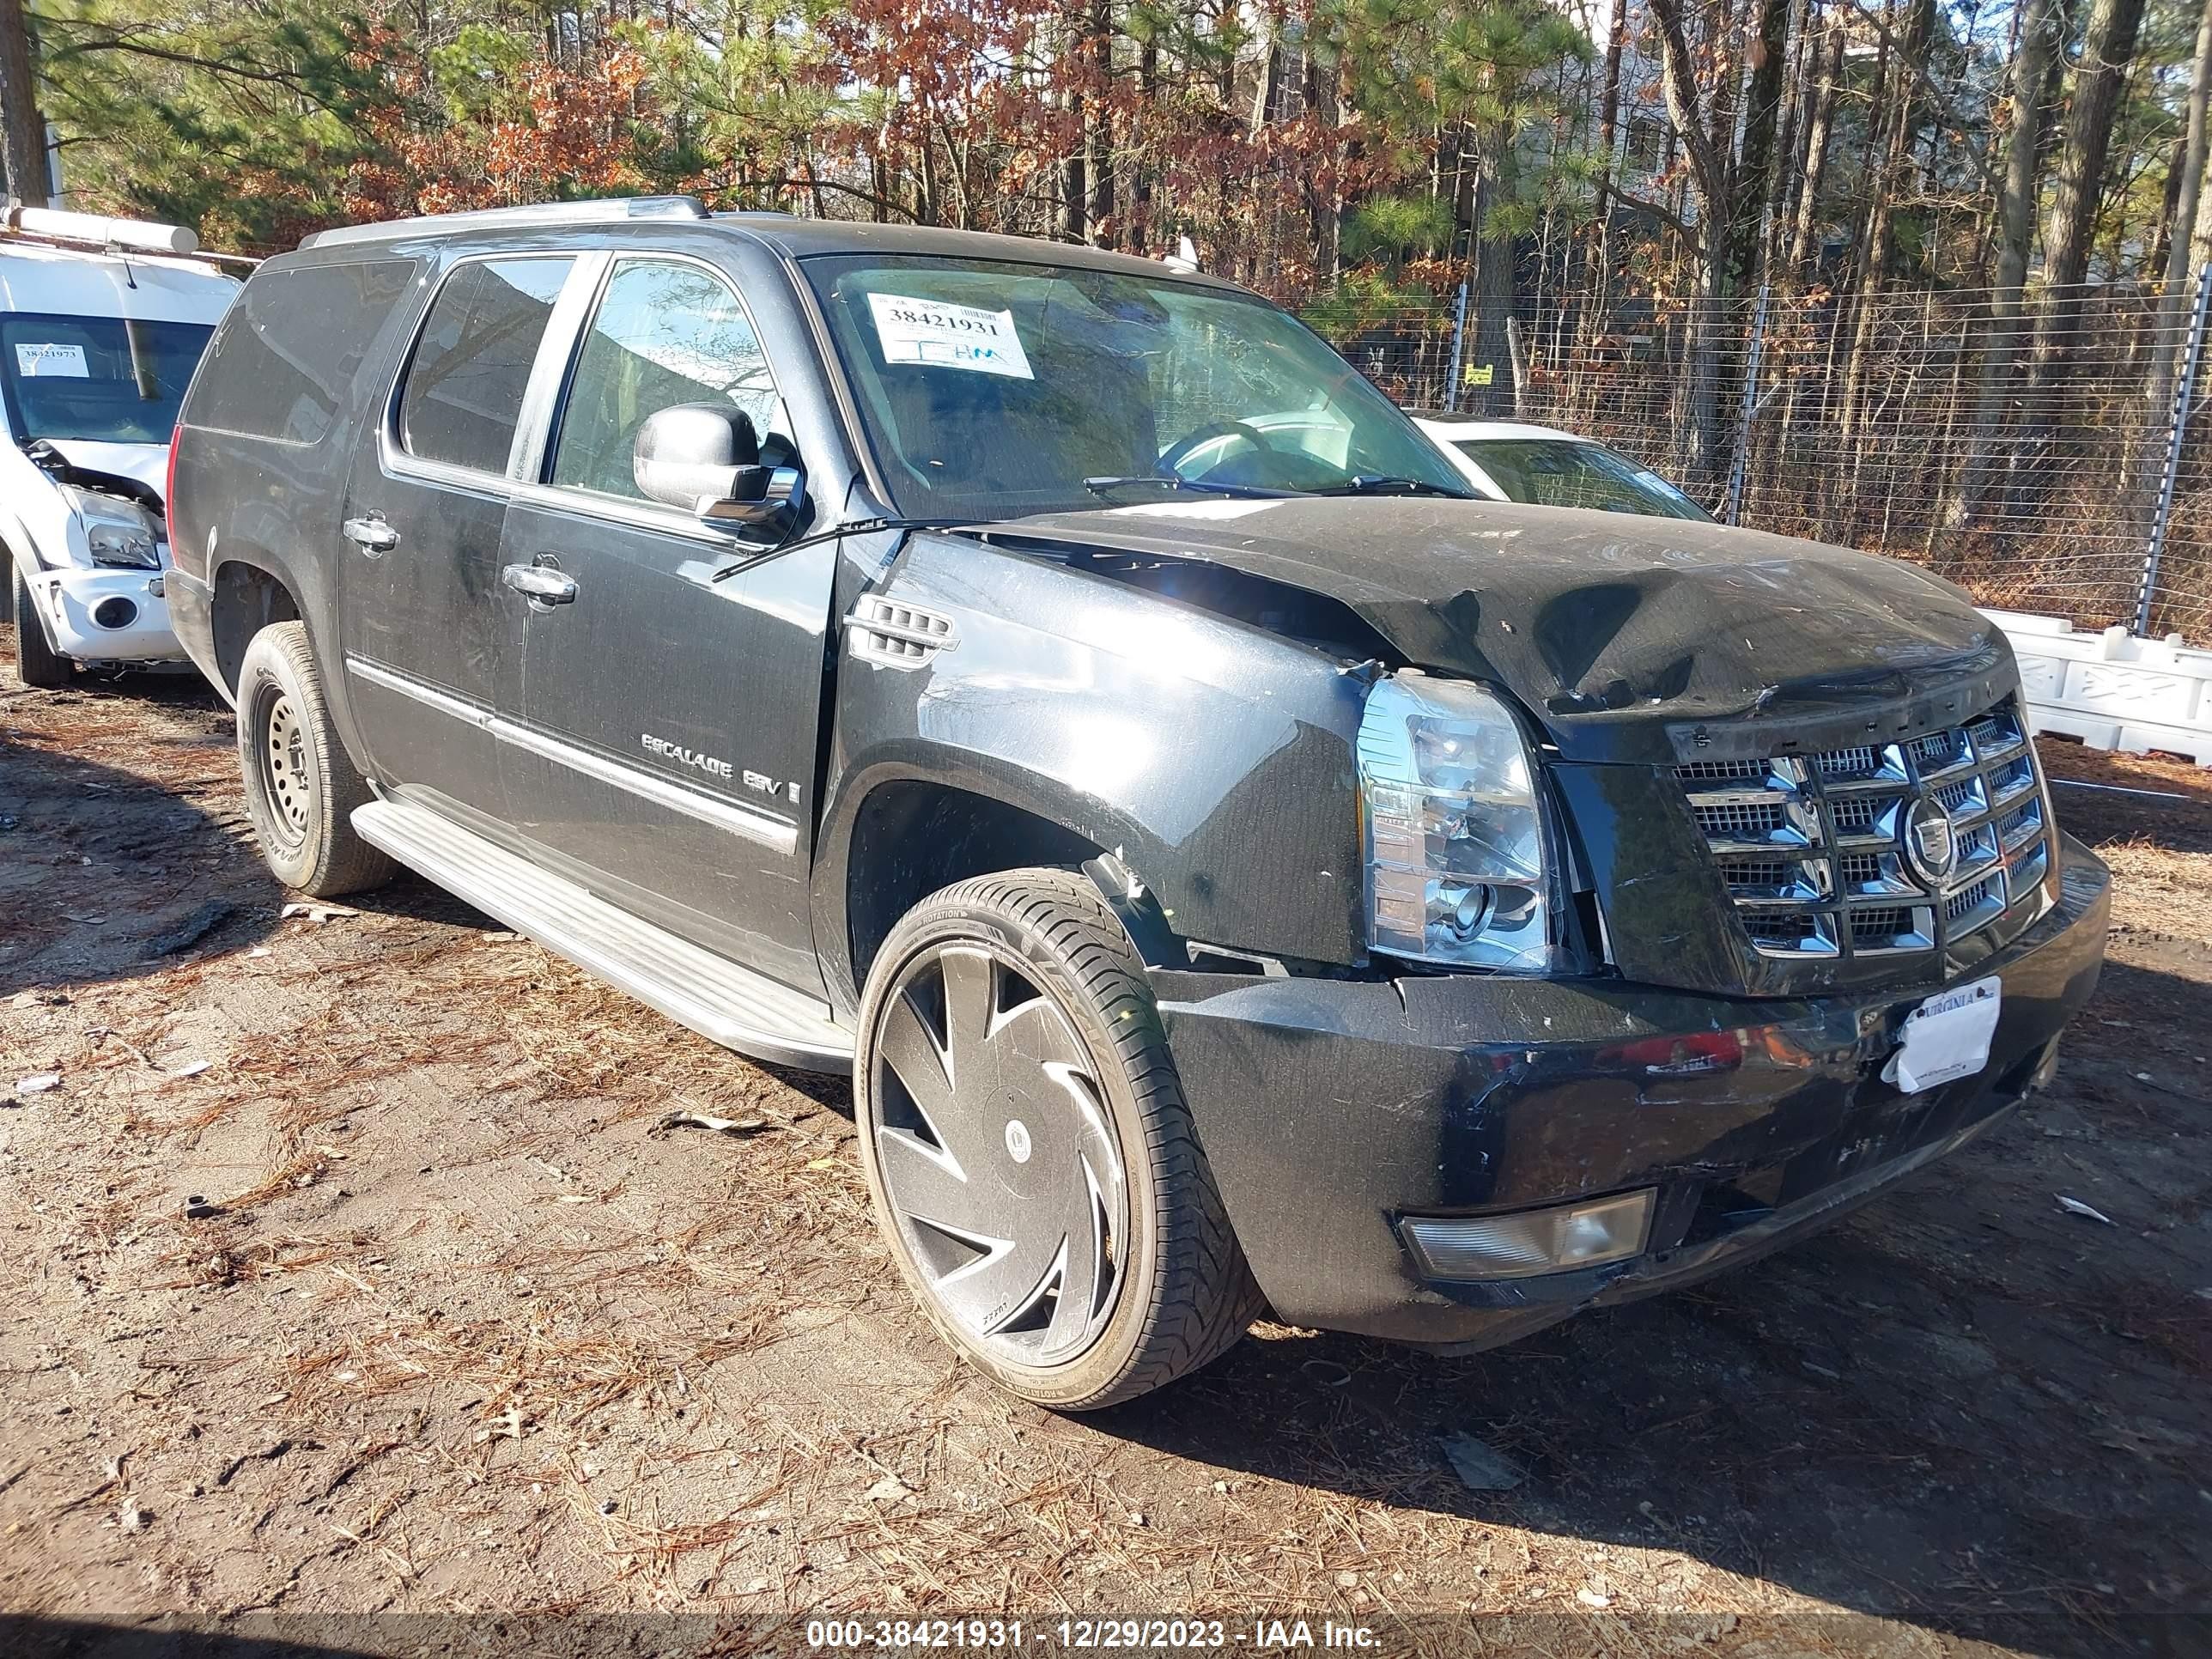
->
[[45, 439, 170, 501], [994, 497, 2013, 763]]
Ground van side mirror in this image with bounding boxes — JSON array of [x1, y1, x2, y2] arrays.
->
[[633, 404, 802, 538]]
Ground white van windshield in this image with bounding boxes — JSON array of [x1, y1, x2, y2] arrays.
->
[[0, 312, 216, 445]]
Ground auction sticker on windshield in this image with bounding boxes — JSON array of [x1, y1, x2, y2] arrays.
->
[[866, 293, 1033, 379], [15, 343, 89, 377]]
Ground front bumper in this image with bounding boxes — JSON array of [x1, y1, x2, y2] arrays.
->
[[1155, 835, 2110, 1346], [20, 562, 181, 663]]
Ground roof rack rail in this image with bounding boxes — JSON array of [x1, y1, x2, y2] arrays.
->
[[301, 195, 711, 252]]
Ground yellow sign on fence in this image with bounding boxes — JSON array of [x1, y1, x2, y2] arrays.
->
[[1464, 362, 1495, 387]]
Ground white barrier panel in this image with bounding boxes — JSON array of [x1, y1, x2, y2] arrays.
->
[[1984, 608, 2212, 768]]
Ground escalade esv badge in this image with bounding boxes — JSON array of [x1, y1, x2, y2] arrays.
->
[[1904, 794, 1959, 887], [641, 732, 735, 781], [641, 733, 803, 805]]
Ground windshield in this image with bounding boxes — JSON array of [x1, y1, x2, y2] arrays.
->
[[805, 255, 1469, 520], [0, 312, 216, 446], [1450, 438, 1711, 521]]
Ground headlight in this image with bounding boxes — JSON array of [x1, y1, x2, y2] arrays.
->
[[1358, 672, 1553, 972], [64, 488, 164, 570]]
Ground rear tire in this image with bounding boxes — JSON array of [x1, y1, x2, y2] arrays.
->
[[236, 621, 394, 896], [11, 565, 73, 689], [854, 867, 1262, 1410]]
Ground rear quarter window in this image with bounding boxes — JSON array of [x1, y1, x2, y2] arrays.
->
[[185, 259, 419, 446], [396, 257, 573, 475]]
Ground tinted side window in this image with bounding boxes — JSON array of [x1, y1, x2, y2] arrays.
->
[[185, 260, 416, 445], [398, 258, 573, 475], [550, 259, 778, 501]]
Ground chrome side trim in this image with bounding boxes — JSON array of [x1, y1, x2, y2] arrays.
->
[[506, 477, 735, 546], [346, 655, 492, 729], [495, 718, 798, 854], [343, 656, 798, 855]]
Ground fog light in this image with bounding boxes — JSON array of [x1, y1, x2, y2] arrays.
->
[[1401, 1189, 1655, 1281], [92, 596, 138, 630]]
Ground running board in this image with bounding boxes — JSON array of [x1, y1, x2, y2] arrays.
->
[[352, 798, 854, 1072]]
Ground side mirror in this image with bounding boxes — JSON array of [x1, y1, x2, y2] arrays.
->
[[633, 404, 803, 538]]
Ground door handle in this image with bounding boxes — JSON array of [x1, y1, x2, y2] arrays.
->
[[501, 562, 579, 606], [342, 514, 400, 555]]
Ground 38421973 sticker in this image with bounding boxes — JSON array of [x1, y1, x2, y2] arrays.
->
[[14, 342, 90, 378], [866, 293, 1033, 380]]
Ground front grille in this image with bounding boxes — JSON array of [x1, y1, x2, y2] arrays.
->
[[1694, 799, 1797, 842], [1718, 857, 1788, 891], [1849, 905, 1930, 952], [1674, 699, 2056, 964], [1679, 758, 1764, 783], [1745, 911, 1830, 952]]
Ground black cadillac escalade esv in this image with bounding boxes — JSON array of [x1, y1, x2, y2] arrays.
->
[[167, 198, 2110, 1409]]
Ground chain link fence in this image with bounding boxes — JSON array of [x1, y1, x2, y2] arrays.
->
[[1313, 280, 2212, 646]]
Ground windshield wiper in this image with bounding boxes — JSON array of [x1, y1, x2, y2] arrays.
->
[[708, 515, 991, 582], [1312, 474, 1473, 498], [1082, 474, 1303, 501]]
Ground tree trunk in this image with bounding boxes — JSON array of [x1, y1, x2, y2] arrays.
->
[[1787, 18, 1844, 271], [1597, 0, 1626, 159], [1729, 0, 1795, 289], [1958, 0, 2061, 526], [1133, 31, 1158, 253], [1583, 0, 1629, 325], [2127, 0, 2212, 556], [1084, 0, 1113, 245], [1061, 57, 1085, 244], [1763, 0, 1815, 277], [2148, 130, 2191, 280], [1840, 0, 1935, 441], [1249, 27, 1280, 138], [1683, 237, 1731, 489], [2027, 0, 2151, 398], [2146, 0, 2212, 425], [0, 0, 44, 208], [2192, 96, 2212, 271], [1304, 46, 1334, 277], [1466, 133, 1517, 416], [1648, 0, 1736, 482], [1334, 53, 1359, 284]]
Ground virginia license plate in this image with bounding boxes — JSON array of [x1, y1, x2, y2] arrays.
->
[[1891, 975, 2002, 1094]]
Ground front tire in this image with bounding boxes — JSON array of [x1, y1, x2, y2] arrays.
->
[[854, 868, 1261, 1409], [11, 564, 73, 689], [236, 621, 394, 897]]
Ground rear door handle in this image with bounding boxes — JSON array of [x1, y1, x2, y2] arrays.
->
[[501, 563, 579, 606], [342, 514, 399, 554]]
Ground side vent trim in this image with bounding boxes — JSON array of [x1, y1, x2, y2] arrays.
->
[[846, 595, 957, 671]]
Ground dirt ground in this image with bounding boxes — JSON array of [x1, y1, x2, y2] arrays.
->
[[1, 638, 2206, 1659]]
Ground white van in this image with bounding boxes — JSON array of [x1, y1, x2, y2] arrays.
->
[[0, 208, 240, 687]]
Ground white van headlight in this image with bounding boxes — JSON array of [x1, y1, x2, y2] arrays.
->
[[64, 488, 163, 569], [1358, 672, 1553, 972]]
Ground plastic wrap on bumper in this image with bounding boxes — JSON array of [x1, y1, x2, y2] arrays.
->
[[1155, 835, 2110, 1346], [22, 563, 181, 663]]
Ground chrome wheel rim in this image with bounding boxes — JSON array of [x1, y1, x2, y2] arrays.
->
[[869, 944, 1128, 1367], [258, 690, 312, 841]]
